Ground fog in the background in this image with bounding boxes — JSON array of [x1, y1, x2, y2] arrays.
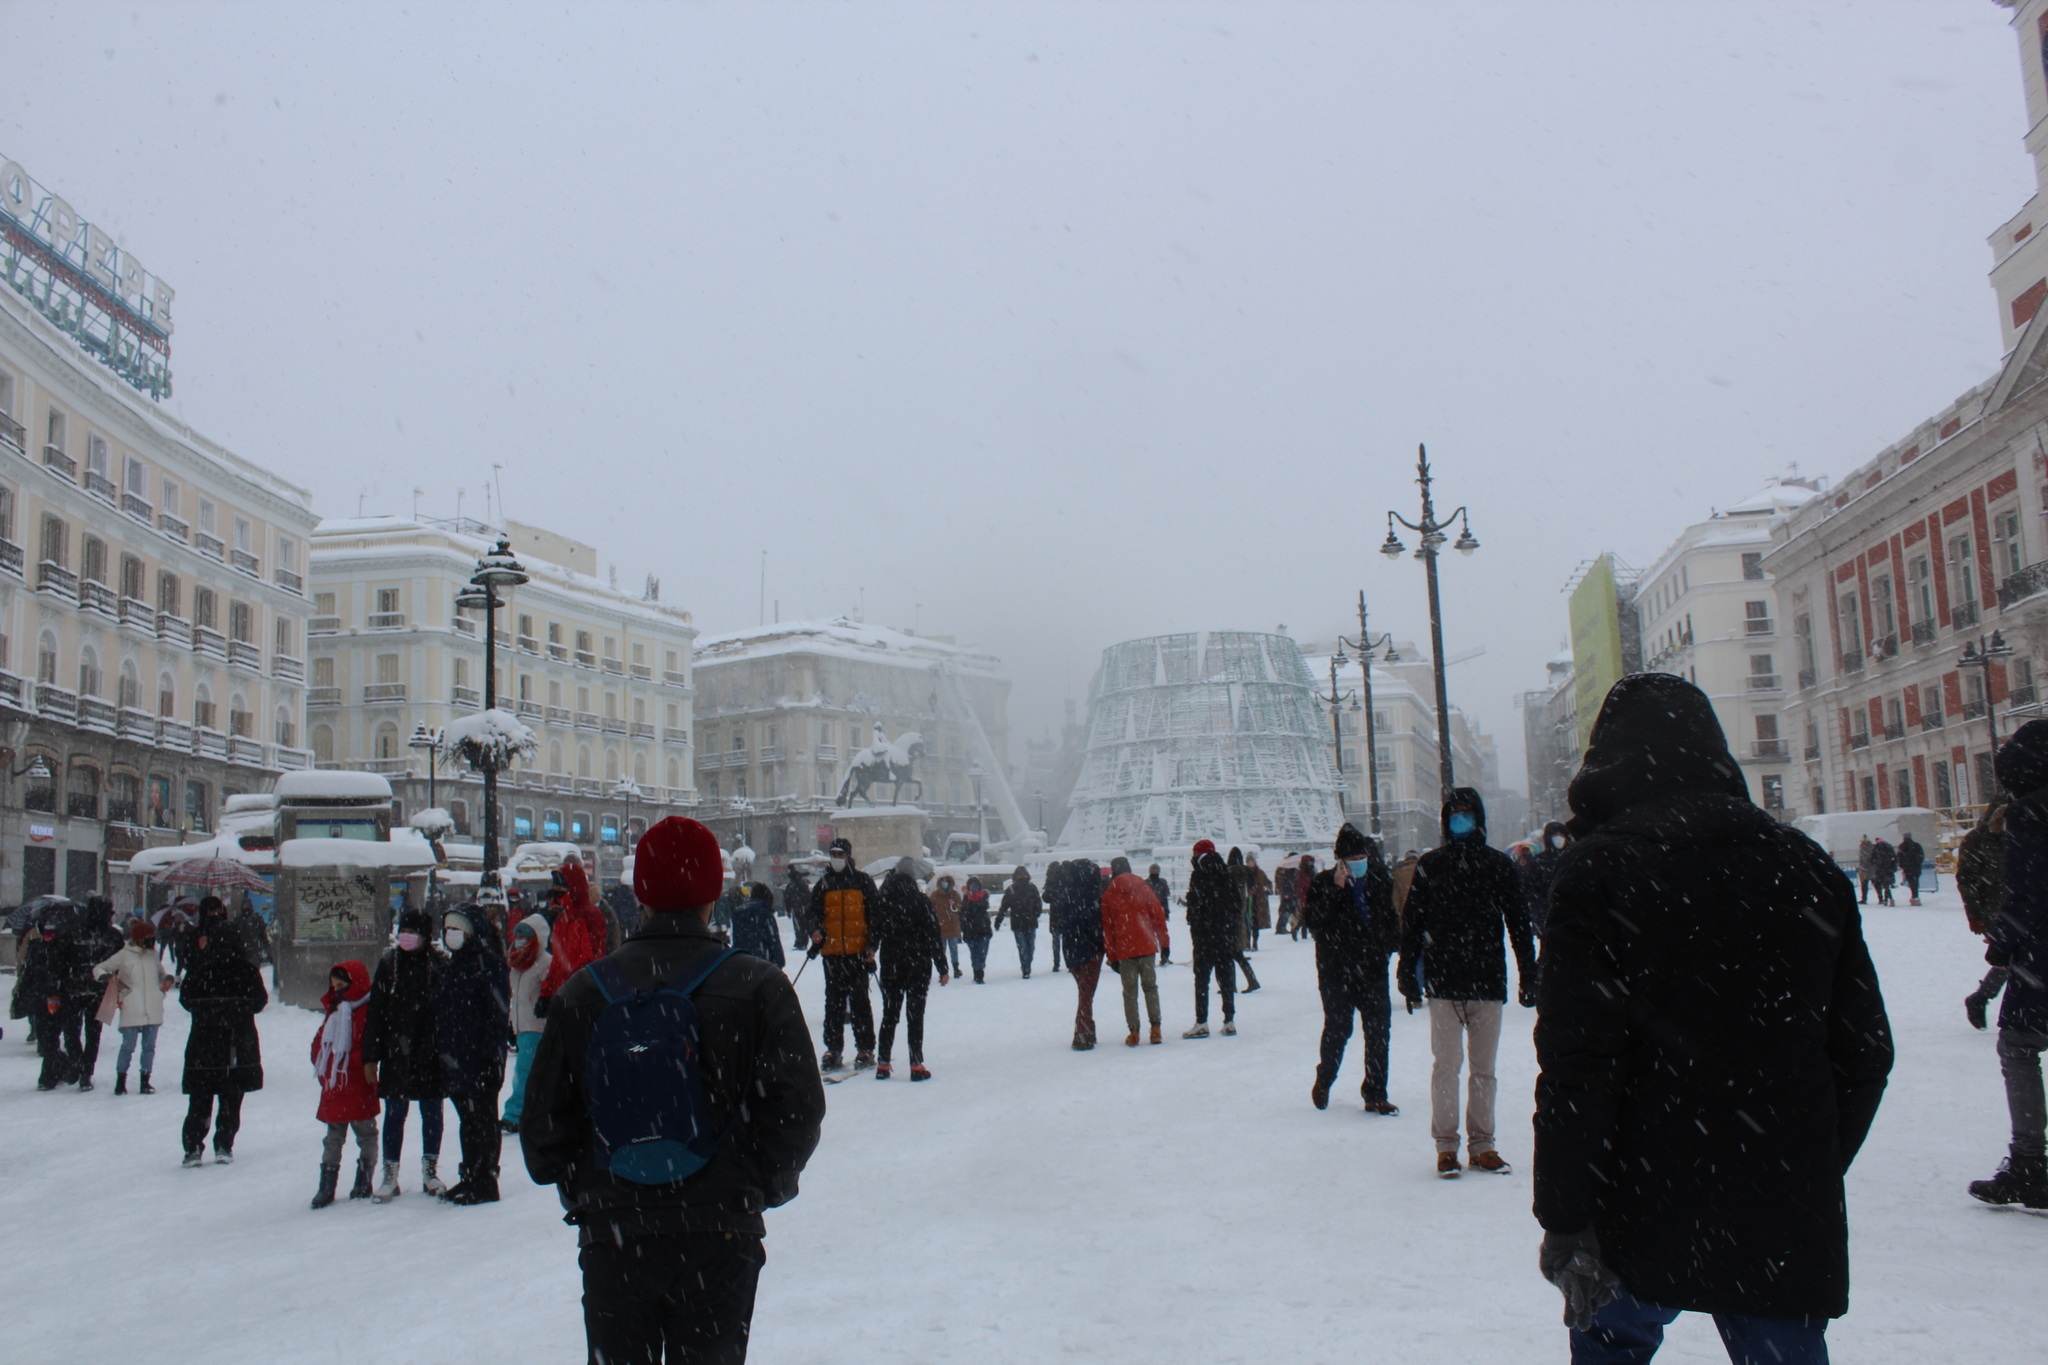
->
[[3, 1, 2030, 780]]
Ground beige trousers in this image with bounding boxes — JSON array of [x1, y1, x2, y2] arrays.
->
[[1428, 999, 1502, 1154], [1117, 954, 1161, 1032]]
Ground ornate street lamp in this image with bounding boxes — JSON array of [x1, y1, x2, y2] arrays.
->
[[1381, 444, 1478, 799], [407, 722, 444, 897], [611, 777, 642, 866], [1316, 654, 1360, 797], [1337, 590, 1400, 838], [455, 535, 529, 904]]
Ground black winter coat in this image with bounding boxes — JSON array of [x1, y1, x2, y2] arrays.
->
[[362, 946, 443, 1100], [1994, 721, 2048, 1035], [1533, 673, 1893, 1321], [432, 931, 510, 1096], [1300, 861, 1397, 992], [996, 878, 1042, 931], [1144, 875, 1173, 922], [18, 913, 95, 1010], [179, 931, 267, 1094], [958, 889, 993, 940], [732, 893, 786, 968], [1870, 841, 1898, 881], [1523, 822, 1569, 934], [1397, 790, 1535, 1003], [522, 915, 826, 1244], [1054, 860, 1105, 961], [1185, 852, 1241, 960], [872, 871, 949, 986], [1896, 835, 1925, 878]]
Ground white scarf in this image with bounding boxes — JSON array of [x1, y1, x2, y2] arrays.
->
[[314, 997, 358, 1090]]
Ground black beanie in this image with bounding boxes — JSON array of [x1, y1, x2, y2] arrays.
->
[[1334, 823, 1369, 859]]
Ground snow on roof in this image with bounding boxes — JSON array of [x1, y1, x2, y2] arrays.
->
[[126, 838, 261, 873], [1721, 480, 1820, 517], [279, 838, 439, 870], [224, 793, 278, 813], [275, 770, 393, 802], [695, 617, 1004, 675]]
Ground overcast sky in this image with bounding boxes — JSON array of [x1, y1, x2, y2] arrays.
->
[[4, 1, 2034, 783]]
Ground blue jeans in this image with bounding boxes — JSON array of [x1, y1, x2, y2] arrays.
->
[[944, 936, 963, 975], [967, 935, 992, 977], [1572, 1286, 1828, 1365], [1013, 927, 1036, 976], [115, 1024, 158, 1075], [382, 1095, 445, 1162], [502, 1031, 541, 1124]]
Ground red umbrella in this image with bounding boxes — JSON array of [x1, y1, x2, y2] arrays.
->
[[155, 857, 271, 895]]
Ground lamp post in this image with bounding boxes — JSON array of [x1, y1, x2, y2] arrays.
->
[[1961, 630, 2016, 794], [611, 777, 642, 872], [408, 722, 444, 897], [1316, 654, 1360, 791], [455, 535, 529, 905], [1381, 444, 1479, 799], [1337, 590, 1400, 838], [970, 763, 987, 853]]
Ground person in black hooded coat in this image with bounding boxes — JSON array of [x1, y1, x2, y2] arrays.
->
[[1183, 842, 1241, 1037], [1533, 673, 1893, 1356], [362, 906, 447, 1197], [75, 896, 124, 1089], [1971, 717, 2048, 1207], [21, 903, 95, 1090], [1522, 822, 1571, 935], [1300, 823, 1399, 1113], [179, 897, 268, 1163], [433, 903, 511, 1203], [871, 861, 950, 1076]]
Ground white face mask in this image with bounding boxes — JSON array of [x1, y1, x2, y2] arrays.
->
[[829, 856, 847, 872], [1549, 836, 1565, 850], [443, 929, 467, 952]]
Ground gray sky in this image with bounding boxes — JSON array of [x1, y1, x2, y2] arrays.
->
[[4, 1, 2033, 781]]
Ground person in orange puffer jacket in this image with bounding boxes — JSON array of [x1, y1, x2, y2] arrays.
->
[[310, 960, 379, 1208], [1101, 857, 1169, 1047]]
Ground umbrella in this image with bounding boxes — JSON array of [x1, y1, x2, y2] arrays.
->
[[5, 894, 74, 936], [156, 857, 271, 895], [864, 855, 936, 881], [1275, 853, 1308, 871]]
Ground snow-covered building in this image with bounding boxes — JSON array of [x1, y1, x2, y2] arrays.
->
[[1633, 479, 1820, 814], [305, 515, 697, 879], [690, 618, 1014, 873], [0, 178, 320, 908], [1059, 632, 1343, 852]]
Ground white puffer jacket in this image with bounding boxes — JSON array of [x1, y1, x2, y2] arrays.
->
[[509, 915, 553, 1036], [93, 942, 170, 1028]]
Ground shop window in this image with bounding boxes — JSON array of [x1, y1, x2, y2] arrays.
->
[[543, 809, 563, 839], [108, 772, 140, 824], [185, 779, 210, 833], [513, 807, 535, 839]]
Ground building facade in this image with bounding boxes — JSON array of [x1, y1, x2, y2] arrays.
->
[[305, 515, 698, 880], [0, 285, 318, 906], [1522, 651, 1577, 827]]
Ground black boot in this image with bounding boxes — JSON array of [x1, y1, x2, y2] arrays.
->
[[1969, 1153, 2048, 1208], [115, 1072, 128, 1096], [311, 1164, 341, 1210], [139, 1072, 155, 1094], [349, 1153, 377, 1199]]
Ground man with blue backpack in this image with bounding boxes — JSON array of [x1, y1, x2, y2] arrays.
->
[[522, 816, 827, 1365]]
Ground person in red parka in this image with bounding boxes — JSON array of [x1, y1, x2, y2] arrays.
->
[[1102, 856, 1169, 1047], [540, 857, 607, 1001], [310, 960, 380, 1209]]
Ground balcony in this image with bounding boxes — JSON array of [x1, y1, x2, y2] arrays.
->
[[814, 742, 835, 761], [0, 412, 22, 453], [367, 612, 406, 631], [363, 683, 407, 704], [1963, 699, 1989, 720], [79, 579, 116, 617], [1883, 723, 1905, 741], [1921, 711, 1945, 731], [274, 746, 313, 771], [576, 777, 603, 796], [157, 512, 188, 543], [1869, 635, 1899, 663], [602, 657, 624, 675], [546, 705, 571, 724], [0, 671, 23, 710], [1954, 601, 1981, 630], [451, 615, 477, 638], [518, 635, 540, 654], [548, 772, 573, 792], [1797, 668, 1817, 691], [1839, 652, 1863, 674], [663, 669, 686, 687], [41, 443, 76, 478], [1744, 617, 1775, 636], [120, 492, 152, 525], [36, 560, 77, 599], [758, 744, 782, 762], [0, 537, 20, 578], [308, 616, 340, 636], [453, 685, 482, 709], [601, 716, 626, 734], [117, 706, 156, 743], [194, 727, 228, 759], [80, 696, 117, 733], [512, 697, 540, 717], [630, 721, 655, 739], [36, 684, 77, 723], [2000, 560, 2048, 610], [118, 597, 155, 632], [156, 718, 192, 750], [1911, 619, 1937, 647], [548, 642, 568, 661], [1745, 674, 1781, 693], [1804, 744, 1822, 762], [307, 687, 342, 708], [2013, 685, 2039, 708], [156, 615, 192, 648], [1751, 739, 1787, 759], [1848, 732, 1871, 750], [227, 640, 261, 671], [575, 711, 599, 729], [272, 654, 304, 682], [575, 650, 597, 669], [84, 469, 117, 504], [226, 736, 266, 767], [275, 567, 303, 595], [629, 663, 651, 680], [193, 530, 225, 561]]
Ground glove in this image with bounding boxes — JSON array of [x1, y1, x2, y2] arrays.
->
[[534, 995, 550, 1019], [806, 944, 821, 961], [1539, 1229, 1623, 1333], [1403, 993, 1420, 1014], [1519, 983, 1538, 1009]]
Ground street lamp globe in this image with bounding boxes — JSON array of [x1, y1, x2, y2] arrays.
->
[[472, 535, 530, 590], [1453, 526, 1480, 556], [1380, 530, 1405, 559]]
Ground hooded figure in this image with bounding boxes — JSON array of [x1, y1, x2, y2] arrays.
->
[[732, 881, 786, 967], [996, 865, 1043, 978], [502, 914, 554, 1131], [959, 876, 995, 982], [23, 902, 95, 1089], [362, 907, 447, 1199], [1973, 719, 2048, 1208], [870, 859, 950, 1077], [1183, 841, 1241, 1037], [542, 859, 607, 996], [310, 959, 379, 1206], [1056, 859, 1108, 1049], [94, 918, 173, 1094], [1301, 824, 1398, 1112], [930, 873, 964, 977], [1533, 673, 1893, 1343], [1522, 822, 1571, 935], [1397, 787, 1535, 1178], [179, 898, 268, 1164], [432, 904, 511, 1203]]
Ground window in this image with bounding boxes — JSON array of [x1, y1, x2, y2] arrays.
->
[[312, 657, 334, 687], [571, 812, 590, 841], [1895, 769, 1913, 807], [631, 643, 646, 665], [543, 809, 563, 839], [603, 636, 617, 659], [1872, 576, 1895, 643], [633, 696, 646, 724], [314, 591, 335, 617], [1761, 774, 1785, 812], [669, 757, 682, 788], [1951, 535, 1977, 604], [274, 617, 295, 657], [1748, 655, 1776, 689], [602, 814, 621, 844], [0, 484, 12, 543], [1934, 761, 1953, 809], [1884, 697, 1902, 736], [375, 588, 400, 616], [1838, 593, 1862, 659], [198, 499, 215, 536], [513, 807, 534, 839], [160, 478, 179, 518], [1861, 775, 1878, 811], [1995, 507, 2024, 579], [578, 745, 592, 778], [158, 675, 175, 717], [194, 587, 217, 629], [86, 434, 109, 478], [118, 663, 139, 709], [548, 679, 562, 707], [1742, 552, 1765, 581], [634, 753, 647, 783], [78, 646, 101, 697], [157, 571, 180, 618], [40, 513, 66, 568], [2015, 657, 2037, 701], [278, 536, 296, 573], [1923, 682, 1942, 721], [549, 741, 563, 773], [124, 457, 147, 497], [375, 724, 400, 759], [233, 517, 252, 554], [36, 632, 56, 685], [185, 779, 209, 833], [0, 370, 11, 415], [81, 535, 106, 586], [548, 622, 563, 646], [46, 407, 66, 453], [119, 554, 144, 601], [193, 686, 216, 731], [313, 725, 334, 763], [377, 654, 400, 684], [576, 629, 593, 656], [68, 764, 99, 818], [448, 800, 469, 836], [229, 600, 253, 644]]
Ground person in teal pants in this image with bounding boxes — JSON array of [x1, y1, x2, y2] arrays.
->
[[500, 915, 551, 1132]]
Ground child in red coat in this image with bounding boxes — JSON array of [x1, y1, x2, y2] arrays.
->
[[310, 960, 380, 1209]]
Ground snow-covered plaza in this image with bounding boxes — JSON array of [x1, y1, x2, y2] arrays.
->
[[1, 884, 2034, 1364]]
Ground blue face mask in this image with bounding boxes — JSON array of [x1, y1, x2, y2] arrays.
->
[[1448, 811, 1478, 838], [1346, 857, 1371, 880]]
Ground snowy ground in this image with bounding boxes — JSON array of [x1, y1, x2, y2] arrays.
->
[[1, 886, 2036, 1364]]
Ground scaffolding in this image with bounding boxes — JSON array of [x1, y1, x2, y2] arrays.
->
[[1058, 632, 1345, 850]]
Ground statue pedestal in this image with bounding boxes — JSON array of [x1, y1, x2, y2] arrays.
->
[[825, 805, 929, 867]]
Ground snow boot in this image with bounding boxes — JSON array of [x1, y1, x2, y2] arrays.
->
[[372, 1160, 402, 1203], [213, 1145, 233, 1165], [1364, 1098, 1401, 1116], [1969, 1153, 2048, 1208], [1436, 1152, 1461, 1179], [1182, 1023, 1209, 1039], [77, 1074, 94, 1092], [139, 1072, 154, 1094], [1311, 1080, 1330, 1110], [1220, 1020, 1237, 1036], [910, 1064, 931, 1081], [114, 1072, 128, 1096], [974, 971, 985, 984], [349, 1154, 376, 1200], [1149, 1024, 1162, 1045], [1469, 1149, 1511, 1174], [1966, 991, 1992, 1031], [854, 1051, 876, 1071], [500, 1118, 520, 1135], [874, 1062, 893, 1080], [421, 1155, 448, 1197], [447, 1180, 499, 1206], [311, 1164, 341, 1210], [820, 1052, 844, 1073], [1126, 1031, 1140, 1048], [182, 1148, 204, 1168]]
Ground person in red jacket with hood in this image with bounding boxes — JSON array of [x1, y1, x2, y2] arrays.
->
[[310, 960, 380, 1209], [1102, 857, 1169, 1046], [540, 857, 606, 1000]]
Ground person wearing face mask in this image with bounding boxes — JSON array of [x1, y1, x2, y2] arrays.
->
[[806, 836, 879, 1072], [178, 897, 268, 1166], [1522, 822, 1572, 937], [1301, 824, 1400, 1113], [432, 906, 511, 1204], [501, 915, 553, 1134], [995, 865, 1043, 978], [930, 874, 964, 979], [361, 907, 447, 1200], [1397, 789, 1537, 1178], [22, 903, 93, 1090]]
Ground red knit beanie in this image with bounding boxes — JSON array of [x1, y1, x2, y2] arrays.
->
[[634, 817, 725, 912], [1192, 839, 1217, 857]]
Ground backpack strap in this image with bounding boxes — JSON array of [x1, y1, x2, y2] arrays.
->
[[670, 947, 739, 997], [587, 957, 632, 1005]]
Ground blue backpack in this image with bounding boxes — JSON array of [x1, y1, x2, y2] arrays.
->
[[585, 948, 738, 1186]]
